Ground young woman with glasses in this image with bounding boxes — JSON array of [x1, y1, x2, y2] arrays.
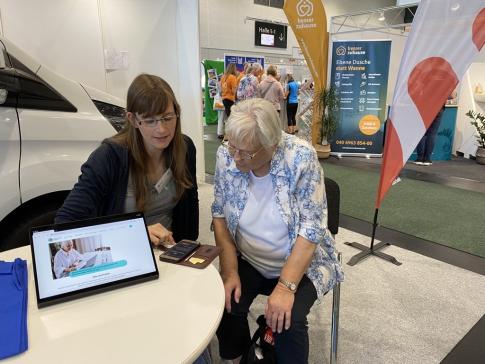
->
[[55, 74, 198, 247]]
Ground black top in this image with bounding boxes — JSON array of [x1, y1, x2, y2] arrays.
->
[[55, 135, 199, 242]]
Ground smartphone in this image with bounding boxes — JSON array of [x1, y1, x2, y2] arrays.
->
[[159, 240, 200, 263]]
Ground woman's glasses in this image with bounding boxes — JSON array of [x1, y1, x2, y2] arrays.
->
[[135, 113, 178, 128], [221, 141, 264, 160]]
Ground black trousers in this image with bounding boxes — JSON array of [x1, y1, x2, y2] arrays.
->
[[286, 102, 298, 127], [216, 257, 317, 364], [223, 98, 234, 117]]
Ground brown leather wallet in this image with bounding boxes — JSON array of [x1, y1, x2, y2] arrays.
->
[[175, 244, 221, 269]]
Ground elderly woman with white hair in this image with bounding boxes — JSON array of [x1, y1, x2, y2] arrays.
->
[[53, 240, 83, 279], [212, 98, 343, 364], [236, 63, 262, 102]]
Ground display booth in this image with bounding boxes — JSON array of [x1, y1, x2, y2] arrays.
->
[[327, 4, 481, 161]]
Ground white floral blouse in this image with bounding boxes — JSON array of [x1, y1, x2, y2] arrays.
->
[[211, 133, 344, 297]]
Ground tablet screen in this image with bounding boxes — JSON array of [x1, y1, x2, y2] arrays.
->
[[30, 212, 158, 307]]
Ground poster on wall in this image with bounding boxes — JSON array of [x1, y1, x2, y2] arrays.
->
[[330, 40, 392, 155], [224, 54, 265, 72], [203, 59, 224, 125]]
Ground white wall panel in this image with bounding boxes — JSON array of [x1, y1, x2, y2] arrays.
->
[[455, 63, 485, 157], [99, 0, 179, 98], [0, 0, 106, 90], [176, 0, 204, 181], [0, 0, 204, 180]]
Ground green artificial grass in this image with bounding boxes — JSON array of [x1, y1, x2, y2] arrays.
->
[[321, 162, 485, 258]]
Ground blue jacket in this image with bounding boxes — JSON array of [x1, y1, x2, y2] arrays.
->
[[55, 135, 199, 242]]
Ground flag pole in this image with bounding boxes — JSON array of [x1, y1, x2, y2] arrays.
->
[[345, 208, 402, 266]]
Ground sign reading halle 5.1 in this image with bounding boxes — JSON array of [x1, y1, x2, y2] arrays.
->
[[255, 21, 287, 49], [330, 40, 392, 155]]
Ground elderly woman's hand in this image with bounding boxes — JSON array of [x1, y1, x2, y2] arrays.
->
[[265, 285, 295, 333], [221, 270, 241, 313], [147, 223, 175, 246]]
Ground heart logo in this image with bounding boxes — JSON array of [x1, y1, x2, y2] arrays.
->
[[297, 0, 313, 17], [407, 57, 457, 128]]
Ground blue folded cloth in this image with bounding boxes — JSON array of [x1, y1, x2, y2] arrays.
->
[[0, 258, 28, 359]]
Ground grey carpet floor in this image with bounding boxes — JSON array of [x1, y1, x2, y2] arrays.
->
[[197, 183, 485, 364]]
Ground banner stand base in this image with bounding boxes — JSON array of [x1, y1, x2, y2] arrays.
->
[[344, 241, 402, 266], [344, 208, 402, 267]]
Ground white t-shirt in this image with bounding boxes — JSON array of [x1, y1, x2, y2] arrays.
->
[[236, 171, 290, 278]]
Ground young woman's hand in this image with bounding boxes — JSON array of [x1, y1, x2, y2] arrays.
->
[[147, 223, 175, 246], [221, 270, 241, 313]]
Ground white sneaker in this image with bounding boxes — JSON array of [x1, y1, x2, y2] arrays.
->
[[414, 160, 424, 165], [422, 161, 432, 166]]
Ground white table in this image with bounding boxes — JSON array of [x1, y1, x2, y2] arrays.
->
[[0, 246, 225, 364]]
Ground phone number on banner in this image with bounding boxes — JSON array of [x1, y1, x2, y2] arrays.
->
[[335, 140, 374, 146]]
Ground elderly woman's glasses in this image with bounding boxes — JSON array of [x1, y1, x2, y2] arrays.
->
[[222, 141, 264, 160], [135, 113, 177, 128]]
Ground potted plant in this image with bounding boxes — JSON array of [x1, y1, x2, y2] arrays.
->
[[314, 86, 340, 159], [466, 110, 485, 164]]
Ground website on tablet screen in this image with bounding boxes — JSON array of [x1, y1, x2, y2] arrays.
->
[[32, 217, 156, 300]]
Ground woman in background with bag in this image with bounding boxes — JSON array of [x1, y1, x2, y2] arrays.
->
[[258, 65, 284, 114]]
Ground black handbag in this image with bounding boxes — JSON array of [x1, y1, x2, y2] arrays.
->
[[241, 315, 277, 364]]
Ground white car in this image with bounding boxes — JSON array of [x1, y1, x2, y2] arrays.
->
[[0, 36, 125, 251]]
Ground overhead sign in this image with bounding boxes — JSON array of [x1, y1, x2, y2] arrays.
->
[[397, 0, 420, 5], [255, 21, 287, 49]]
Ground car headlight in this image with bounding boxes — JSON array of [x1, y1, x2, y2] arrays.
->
[[92, 100, 126, 131]]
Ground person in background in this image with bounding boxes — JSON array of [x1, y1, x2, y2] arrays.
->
[[415, 90, 458, 166], [258, 65, 285, 115], [236, 62, 250, 92], [285, 74, 299, 134], [212, 98, 343, 364], [236, 63, 262, 102], [53, 240, 83, 279], [217, 108, 228, 141], [55, 74, 199, 246], [221, 63, 238, 118]]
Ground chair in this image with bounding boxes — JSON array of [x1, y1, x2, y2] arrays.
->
[[325, 177, 340, 236], [324, 177, 342, 364]]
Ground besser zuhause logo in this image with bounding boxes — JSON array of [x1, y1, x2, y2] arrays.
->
[[296, 0, 314, 17], [336, 46, 346, 56]]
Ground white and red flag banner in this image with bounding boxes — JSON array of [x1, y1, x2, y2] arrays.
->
[[376, 0, 485, 208]]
